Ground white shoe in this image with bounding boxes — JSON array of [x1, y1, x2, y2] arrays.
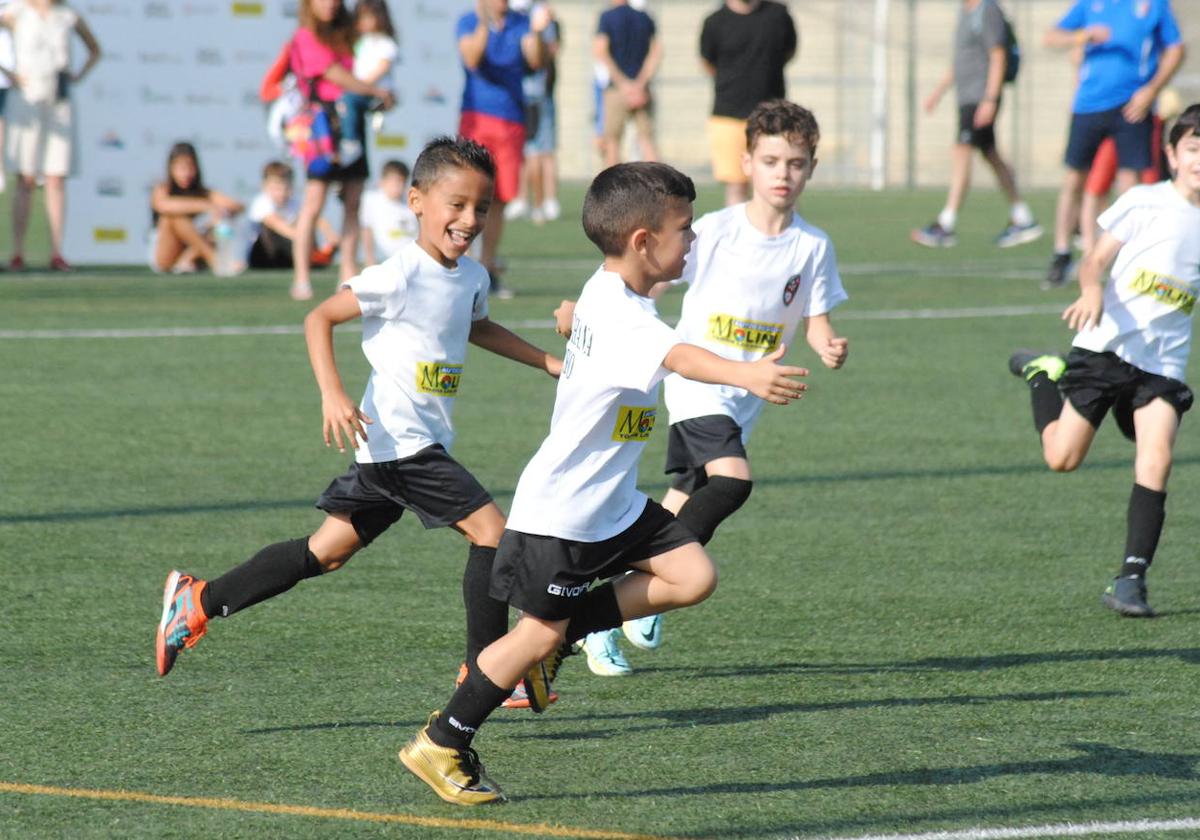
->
[[541, 198, 561, 221], [582, 629, 632, 676], [503, 199, 528, 221], [622, 614, 662, 650], [530, 207, 546, 226]]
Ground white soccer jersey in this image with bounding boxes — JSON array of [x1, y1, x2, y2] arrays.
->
[[506, 269, 681, 542], [1074, 182, 1200, 382], [345, 240, 489, 463], [664, 204, 848, 437], [360, 189, 419, 261], [247, 192, 299, 235]]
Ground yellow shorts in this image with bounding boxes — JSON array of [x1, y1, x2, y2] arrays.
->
[[707, 116, 748, 184]]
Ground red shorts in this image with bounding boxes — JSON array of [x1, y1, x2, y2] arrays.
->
[[1085, 115, 1164, 196], [459, 111, 525, 204]]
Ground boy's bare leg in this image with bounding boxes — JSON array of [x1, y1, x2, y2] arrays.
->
[[1132, 398, 1179, 491], [339, 179, 363, 284], [620, 543, 718, 617], [477, 614, 568, 689], [1079, 191, 1105, 254], [1039, 399, 1097, 473]]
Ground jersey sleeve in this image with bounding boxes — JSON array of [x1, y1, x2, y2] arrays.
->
[[456, 11, 478, 40], [1056, 0, 1088, 31], [606, 307, 681, 392], [699, 14, 719, 64], [1156, 3, 1183, 47], [800, 237, 849, 318], [1097, 190, 1146, 246], [247, 193, 273, 224], [347, 260, 408, 320], [471, 266, 490, 322]]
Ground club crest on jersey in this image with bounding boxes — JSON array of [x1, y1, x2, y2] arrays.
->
[[782, 273, 802, 306], [612, 406, 657, 442], [416, 362, 463, 396], [707, 313, 784, 353]]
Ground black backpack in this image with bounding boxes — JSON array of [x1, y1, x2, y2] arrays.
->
[[999, 4, 1020, 83]]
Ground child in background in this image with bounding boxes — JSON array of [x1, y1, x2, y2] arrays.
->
[[156, 137, 563, 703], [360, 158, 418, 266], [398, 161, 808, 805], [1009, 104, 1200, 618], [561, 100, 850, 674], [149, 141, 244, 274], [247, 160, 339, 270], [343, 0, 398, 163]]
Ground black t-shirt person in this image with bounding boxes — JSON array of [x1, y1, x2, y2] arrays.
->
[[699, 0, 797, 119]]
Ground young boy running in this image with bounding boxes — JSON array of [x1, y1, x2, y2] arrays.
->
[[1009, 103, 1200, 617], [398, 161, 809, 805], [560, 100, 850, 673], [155, 137, 561, 694]]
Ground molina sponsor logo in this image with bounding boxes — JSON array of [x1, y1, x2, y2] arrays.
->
[[96, 177, 124, 197], [612, 406, 656, 443], [416, 362, 463, 396], [93, 227, 128, 243], [1130, 268, 1196, 314], [195, 48, 224, 66], [706, 313, 783, 353], [231, 1, 265, 16], [98, 130, 124, 149]]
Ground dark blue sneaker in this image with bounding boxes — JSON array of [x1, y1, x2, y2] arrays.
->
[[1102, 576, 1155, 617]]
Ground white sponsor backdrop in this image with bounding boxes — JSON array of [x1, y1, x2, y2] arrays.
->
[[72, 0, 463, 265]]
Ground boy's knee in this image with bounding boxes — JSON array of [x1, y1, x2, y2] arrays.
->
[[679, 556, 718, 606], [1044, 452, 1080, 473]]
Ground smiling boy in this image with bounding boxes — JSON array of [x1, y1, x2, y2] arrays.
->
[[399, 161, 809, 805], [156, 138, 561, 692]]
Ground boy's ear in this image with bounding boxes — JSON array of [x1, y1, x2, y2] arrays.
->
[[741, 151, 753, 180], [629, 226, 650, 256], [408, 185, 422, 214]]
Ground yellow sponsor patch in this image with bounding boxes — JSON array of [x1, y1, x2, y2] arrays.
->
[[231, 2, 264, 15], [1130, 268, 1196, 315], [93, 227, 127, 243], [416, 362, 463, 396], [375, 134, 408, 149], [707, 313, 784, 352], [612, 406, 657, 442]]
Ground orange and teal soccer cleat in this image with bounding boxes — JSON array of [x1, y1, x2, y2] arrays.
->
[[156, 570, 209, 676], [399, 713, 505, 806]]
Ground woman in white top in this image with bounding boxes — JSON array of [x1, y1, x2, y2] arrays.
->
[[0, 0, 100, 271]]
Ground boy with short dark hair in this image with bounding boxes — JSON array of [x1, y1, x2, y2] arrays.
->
[[561, 100, 850, 673], [247, 160, 338, 269], [1009, 103, 1200, 617], [360, 158, 418, 266], [398, 160, 809, 805], [156, 138, 561, 693]]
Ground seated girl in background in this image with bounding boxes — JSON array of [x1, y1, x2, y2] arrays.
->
[[150, 141, 244, 274]]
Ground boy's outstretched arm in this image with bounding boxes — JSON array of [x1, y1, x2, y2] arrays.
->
[[664, 344, 807, 405], [469, 318, 563, 377], [304, 287, 373, 453], [1063, 233, 1122, 332], [804, 313, 849, 369]]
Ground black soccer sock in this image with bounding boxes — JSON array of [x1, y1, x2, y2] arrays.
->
[[430, 663, 510, 750], [1119, 483, 1167, 578], [201, 537, 324, 618], [563, 580, 624, 645], [1027, 372, 1064, 435], [463, 545, 508, 668], [674, 476, 753, 545]]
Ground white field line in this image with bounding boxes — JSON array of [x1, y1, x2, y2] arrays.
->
[[799, 816, 1200, 840], [0, 304, 1064, 340]]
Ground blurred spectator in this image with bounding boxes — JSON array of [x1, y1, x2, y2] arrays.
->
[[911, 0, 1042, 250], [359, 158, 417, 265], [150, 142, 244, 274], [247, 160, 338, 270], [700, 0, 796, 206], [456, 0, 550, 297], [344, 0, 398, 161], [287, 0, 394, 300], [0, 1, 14, 194], [1041, 0, 1184, 289], [505, 0, 561, 225], [594, 0, 660, 167], [1, 0, 100, 271]]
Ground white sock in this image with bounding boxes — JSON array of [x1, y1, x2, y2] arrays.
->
[[937, 208, 957, 231], [1010, 202, 1033, 226]]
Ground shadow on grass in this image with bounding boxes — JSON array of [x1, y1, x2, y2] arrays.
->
[[8, 454, 1200, 525], [516, 742, 1200, 804], [241, 689, 1121, 737], [635, 645, 1200, 679]]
